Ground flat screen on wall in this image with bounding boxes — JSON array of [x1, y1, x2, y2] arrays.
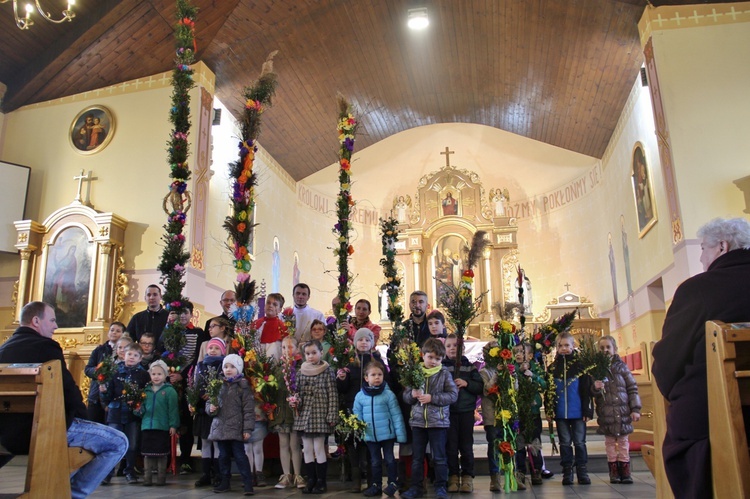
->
[[0, 161, 31, 254]]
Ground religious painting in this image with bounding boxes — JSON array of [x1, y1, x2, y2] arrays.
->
[[631, 143, 657, 237], [42, 226, 94, 328], [441, 189, 460, 217], [433, 234, 466, 299], [69, 105, 115, 155]]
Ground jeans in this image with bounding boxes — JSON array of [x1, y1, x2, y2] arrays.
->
[[556, 418, 587, 468], [447, 412, 475, 477], [67, 418, 128, 499], [217, 440, 253, 486], [484, 426, 499, 474], [412, 427, 448, 489], [366, 439, 397, 488], [106, 420, 139, 477]]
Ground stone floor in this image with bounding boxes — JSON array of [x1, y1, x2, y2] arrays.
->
[[0, 458, 656, 499]]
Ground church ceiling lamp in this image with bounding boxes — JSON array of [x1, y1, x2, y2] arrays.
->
[[1, 0, 75, 30], [407, 7, 428, 30]]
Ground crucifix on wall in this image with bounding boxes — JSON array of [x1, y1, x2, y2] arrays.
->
[[73, 169, 97, 207], [440, 146, 454, 168]]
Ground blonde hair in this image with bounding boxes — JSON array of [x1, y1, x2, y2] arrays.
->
[[556, 331, 575, 348]]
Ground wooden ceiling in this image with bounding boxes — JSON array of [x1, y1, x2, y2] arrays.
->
[[0, 0, 740, 180]]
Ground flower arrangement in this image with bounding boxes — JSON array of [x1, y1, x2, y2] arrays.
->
[[489, 319, 521, 493], [157, 0, 196, 313], [578, 334, 612, 384], [378, 216, 404, 327], [280, 354, 300, 416], [94, 355, 115, 385], [281, 307, 296, 339], [436, 231, 488, 363], [332, 94, 358, 327], [122, 380, 147, 413], [328, 332, 355, 371], [205, 377, 223, 407], [240, 326, 279, 419], [335, 410, 367, 442], [223, 51, 278, 309], [186, 364, 221, 412], [160, 321, 186, 371], [395, 341, 425, 391], [529, 310, 577, 358]]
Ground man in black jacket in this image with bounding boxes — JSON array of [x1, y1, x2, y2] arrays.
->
[[203, 289, 236, 332], [0, 301, 127, 498], [126, 284, 169, 342]]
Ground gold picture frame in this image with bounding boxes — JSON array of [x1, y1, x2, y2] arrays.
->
[[69, 105, 115, 155], [631, 142, 657, 238]]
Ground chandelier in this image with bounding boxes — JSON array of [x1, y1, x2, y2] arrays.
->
[[1, 0, 75, 30]]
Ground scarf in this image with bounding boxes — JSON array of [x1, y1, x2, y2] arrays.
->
[[225, 374, 244, 383], [300, 360, 330, 376], [362, 382, 386, 397], [422, 364, 442, 377]]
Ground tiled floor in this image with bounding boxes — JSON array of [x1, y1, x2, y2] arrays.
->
[[0, 459, 656, 498]]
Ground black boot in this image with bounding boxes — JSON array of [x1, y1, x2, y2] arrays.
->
[[195, 458, 212, 487], [618, 461, 633, 484], [562, 465, 574, 485], [312, 461, 328, 494], [302, 461, 317, 494], [576, 464, 591, 485], [608, 462, 620, 484]]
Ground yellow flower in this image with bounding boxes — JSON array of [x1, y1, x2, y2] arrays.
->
[[500, 409, 512, 422], [489, 347, 500, 357]]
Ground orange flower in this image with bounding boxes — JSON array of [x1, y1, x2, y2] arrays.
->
[[498, 441, 514, 456], [238, 174, 248, 184], [340, 159, 351, 171], [239, 246, 248, 256], [500, 349, 512, 360], [487, 385, 499, 395], [347, 245, 355, 255], [237, 223, 246, 233]]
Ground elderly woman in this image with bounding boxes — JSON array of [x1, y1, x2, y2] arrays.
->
[[652, 217, 750, 499], [347, 299, 382, 345]]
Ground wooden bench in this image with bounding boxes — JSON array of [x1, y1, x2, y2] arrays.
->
[[706, 320, 750, 498], [623, 341, 654, 450], [0, 360, 94, 498]]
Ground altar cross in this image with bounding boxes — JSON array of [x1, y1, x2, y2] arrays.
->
[[73, 169, 97, 205], [564, 282, 571, 291], [440, 146, 454, 168]]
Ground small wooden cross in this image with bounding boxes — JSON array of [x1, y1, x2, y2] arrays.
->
[[440, 146, 454, 168], [73, 169, 97, 206], [564, 282, 571, 291]]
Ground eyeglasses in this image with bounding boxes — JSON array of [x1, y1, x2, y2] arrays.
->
[[209, 324, 221, 329], [139, 342, 154, 346]]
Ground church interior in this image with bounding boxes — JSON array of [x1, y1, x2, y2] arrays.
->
[[0, 0, 749, 496]]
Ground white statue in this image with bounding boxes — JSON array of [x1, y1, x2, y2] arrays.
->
[[490, 188, 509, 217], [393, 195, 411, 223]]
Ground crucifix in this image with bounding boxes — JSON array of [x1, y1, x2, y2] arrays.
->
[[564, 282, 571, 291], [73, 169, 97, 206], [440, 146, 454, 168]]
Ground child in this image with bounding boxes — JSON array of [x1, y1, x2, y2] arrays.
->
[[550, 331, 594, 485], [513, 343, 547, 488], [402, 338, 458, 499], [84, 321, 125, 423], [114, 335, 133, 363], [271, 336, 305, 489], [245, 393, 269, 487], [353, 361, 407, 497], [337, 328, 384, 492], [426, 310, 448, 343], [290, 340, 338, 494], [100, 342, 150, 484], [309, 319, 332, 362], [138, 360, 179, 486], [592, 336, 641, 484], [198, 317, 233, 362], [479, 341, 502, 492], [207, 354, 255, 495], [138, 332, 157, 368], [193, 337, 226, 488], [443, 333, 483, 493], [253, 293, 288, 360]]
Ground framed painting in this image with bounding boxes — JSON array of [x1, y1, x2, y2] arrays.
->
[[631, 143, 657, 237], [69, 105, 115, 155]]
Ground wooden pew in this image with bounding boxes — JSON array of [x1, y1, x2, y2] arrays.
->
[[0, 360, 94, 498], [623, 341, 654, 449], [706, 320, 750, 498], [645, 341, 673, 499]]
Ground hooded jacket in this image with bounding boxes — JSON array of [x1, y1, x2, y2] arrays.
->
[[353, 382, 407, 443], [403, 365, 458, 428]]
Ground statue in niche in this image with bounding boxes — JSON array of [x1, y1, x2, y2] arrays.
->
[[608, 232, 618, 305], [393, 195, 411, 223], [621, 215, 633, 296], [442, 191, 459, 216], [490, 188, 509, 217], [516, 268, 533, 315]]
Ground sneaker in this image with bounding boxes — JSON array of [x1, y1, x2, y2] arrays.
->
[[435, 486, 448, 499], [255, 472, 268, 487], [384, 482, 398, 497], [541, 469, 554, 479], [363, 484, 383, 496], [180, 463, 193, 475], [401, 486, 424, 499], [275, 474, 293, 489], [126, 474, 139, 484], [295, 474, 307, 489]]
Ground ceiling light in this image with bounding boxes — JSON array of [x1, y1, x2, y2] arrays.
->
[[1, 0, 76, 30], [407, 7, 429, 30]]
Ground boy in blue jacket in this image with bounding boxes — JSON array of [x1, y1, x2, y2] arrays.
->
[[353, 360, 407, 497]]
